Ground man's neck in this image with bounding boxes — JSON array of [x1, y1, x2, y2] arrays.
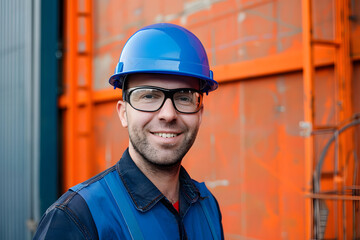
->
[[129, 148, 181, 204]]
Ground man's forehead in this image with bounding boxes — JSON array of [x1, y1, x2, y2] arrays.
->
[[126, 73, 200, 89]]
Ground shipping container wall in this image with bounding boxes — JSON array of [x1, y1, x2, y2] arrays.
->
[[60, 0, 360, 239], [0, 0, 34, 239]]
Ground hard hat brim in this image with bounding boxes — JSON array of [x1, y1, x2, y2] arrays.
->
[[109, 70, 218, 93]]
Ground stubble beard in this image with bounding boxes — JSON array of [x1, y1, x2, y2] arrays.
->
[[128, 125, 199, 170]]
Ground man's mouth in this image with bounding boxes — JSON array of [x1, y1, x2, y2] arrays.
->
[[153, 133, 179, 138]]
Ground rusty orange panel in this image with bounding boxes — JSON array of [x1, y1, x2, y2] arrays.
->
[[92, 101, 128, 173], [313, 67, 337, 127], [183, 73, 306, 239]]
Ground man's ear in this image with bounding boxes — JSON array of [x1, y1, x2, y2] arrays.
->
[[116, 100, 128, 128]]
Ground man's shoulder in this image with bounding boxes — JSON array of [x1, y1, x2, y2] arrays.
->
[[49, 166, 117, 212], [75, 165, 117, 190], [33, 190, 98, 239], [33, 166, 118, 240]]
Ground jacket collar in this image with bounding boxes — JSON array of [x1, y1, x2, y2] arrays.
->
[[116, 149, 201, 213]]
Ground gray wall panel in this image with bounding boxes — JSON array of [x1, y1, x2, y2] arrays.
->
[[0, 0, 38, 239], [1, 0, 59, 237]]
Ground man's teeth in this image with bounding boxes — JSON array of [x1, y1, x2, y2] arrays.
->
[[154, 133, 178, 138]]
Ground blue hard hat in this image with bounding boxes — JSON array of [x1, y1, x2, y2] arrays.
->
[[108, 23, 218, 93]]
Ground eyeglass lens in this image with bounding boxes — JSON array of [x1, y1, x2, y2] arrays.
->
[[128, 88, 202, 113]]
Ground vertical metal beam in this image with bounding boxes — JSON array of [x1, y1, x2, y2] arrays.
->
[[85, 0, 94, 181], [64, 0, 78, 190], [335, 0, 352, 124], [39, 0, 59, 216], [334, 0, 353, 239], [301, 0, 315, 239], [77, 0, 94, 184], [63, 0, 94, 190]]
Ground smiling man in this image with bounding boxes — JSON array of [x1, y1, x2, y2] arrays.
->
[[34, 23, 223, 240]]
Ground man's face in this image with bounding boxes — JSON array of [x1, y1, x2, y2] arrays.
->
[[117, 73, 203, 168]]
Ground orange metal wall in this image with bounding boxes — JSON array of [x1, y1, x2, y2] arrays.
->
[[60, 0, 360, 239]]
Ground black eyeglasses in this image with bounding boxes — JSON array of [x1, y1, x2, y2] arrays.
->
[[123, 86, 203, 114]]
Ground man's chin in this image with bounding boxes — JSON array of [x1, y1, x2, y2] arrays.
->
[[146, 152, 183, 167], [148, 159, 182, 170]]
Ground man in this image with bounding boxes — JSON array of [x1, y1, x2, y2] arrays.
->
[[34, 23, 223, 239]]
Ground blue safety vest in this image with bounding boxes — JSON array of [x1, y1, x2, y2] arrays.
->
[[71, 169, 222, 240]]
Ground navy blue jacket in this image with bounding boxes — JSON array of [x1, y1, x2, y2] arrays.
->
[[33, 149, 224, 239]]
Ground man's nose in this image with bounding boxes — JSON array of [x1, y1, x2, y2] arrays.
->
[[158, 98, 178, 121]]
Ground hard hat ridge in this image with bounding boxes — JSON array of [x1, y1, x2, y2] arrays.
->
[[109, 23, 218, 93]]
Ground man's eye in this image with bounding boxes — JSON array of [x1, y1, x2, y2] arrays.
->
[[135, 91, 162, 101], [179, 96, 192, 102], [176, 93, 195, 104], [142, 94, 155, 99]]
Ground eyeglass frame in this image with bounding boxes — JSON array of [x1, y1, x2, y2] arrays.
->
[[122, 86, 204, 114]]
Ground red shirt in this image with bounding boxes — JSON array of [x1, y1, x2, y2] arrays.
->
[[173, 201, 179, 212]]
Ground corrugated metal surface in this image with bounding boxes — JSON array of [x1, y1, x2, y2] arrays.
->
[[0, 0, 39, 239]]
